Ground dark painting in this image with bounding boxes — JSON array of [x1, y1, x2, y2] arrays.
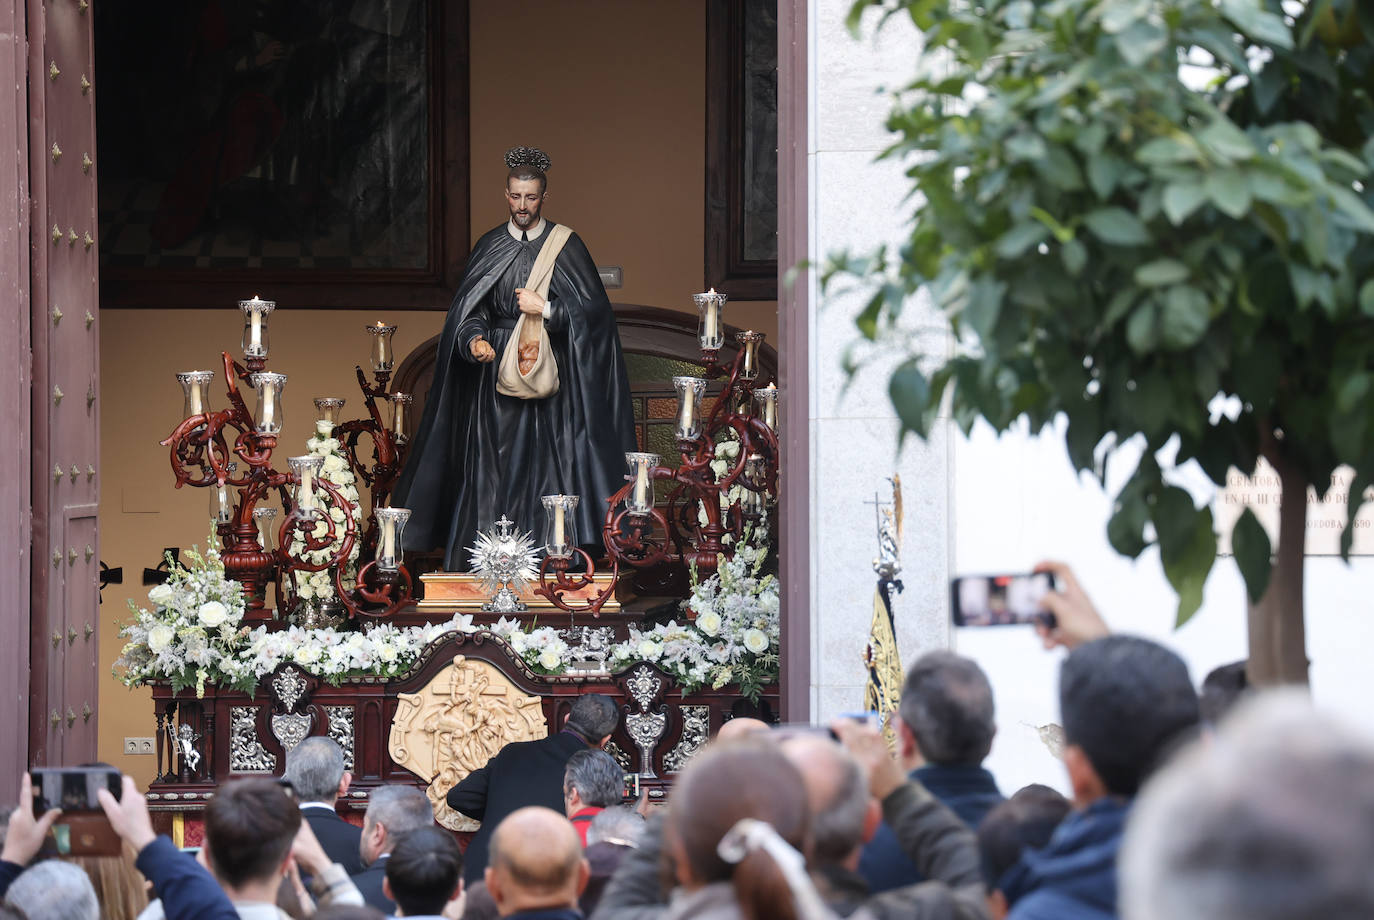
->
[[95, 0, 430, 273]]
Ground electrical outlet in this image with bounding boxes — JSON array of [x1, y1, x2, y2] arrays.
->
[[124, 737, 155, 755]]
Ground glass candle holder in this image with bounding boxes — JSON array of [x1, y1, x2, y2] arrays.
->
[[624, 452, 661, 515], [673, 376, 708, 440], [753, 383, 779, 433], [736, 331, 763, 382], [693, 288, 728, 351], [209, 462, 238, 525], [390, 392, 413, 444], [250, 372, 287, 434], [313, 397, 346, 426], [288, 455, 324, 520], [375, 507, 411, 572], [253, 506, 278, 552], [740, 454, 767, 518], [240, 295, 275, 359], [366, 322, 398, 373], [177, 370, 215, 424], [541, 494, 580, 559]]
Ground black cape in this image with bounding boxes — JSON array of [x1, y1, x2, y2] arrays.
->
[[393, 221, 636, 570]]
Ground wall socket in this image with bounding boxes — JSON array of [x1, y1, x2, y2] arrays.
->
[[124, 737, 155, 755]]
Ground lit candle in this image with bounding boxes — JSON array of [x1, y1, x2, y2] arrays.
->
[[704, 288, 719, 343], [261, 383, 276, 430], [764, 383, 777, 429], [554, 501, 566, 547], [634, 463, 650, 508], [679, 385, 695, 433], [381, 513, 396, 560], [249, 296, 263, 349], [299, 463, 314, 513]]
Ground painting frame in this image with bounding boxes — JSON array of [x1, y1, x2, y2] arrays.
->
[[97, 0, 470, 311]]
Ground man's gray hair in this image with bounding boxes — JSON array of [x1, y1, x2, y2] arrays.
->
[[1121, 689, 1374, 920], [586, 805, 645, 847], [364, 785, 435, 839], [804, 742, 871, 864], [564, 749, 624, 809], [3, 860, 98, 920], [285, 736, 347, 803], [899, 651, 996, 766]]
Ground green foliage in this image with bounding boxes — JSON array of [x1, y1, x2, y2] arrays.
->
[[831, 0, 1374, 623]]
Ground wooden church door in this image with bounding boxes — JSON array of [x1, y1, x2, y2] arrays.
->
[[28, 0, 101, 769]]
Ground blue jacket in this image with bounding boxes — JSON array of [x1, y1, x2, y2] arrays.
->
[[857, 764, 1004, 893], [1002, 797, 1130, 920]]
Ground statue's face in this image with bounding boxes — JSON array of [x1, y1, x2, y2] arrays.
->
[[506, 178, 544, 230]]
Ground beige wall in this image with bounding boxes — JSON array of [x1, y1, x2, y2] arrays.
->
[[97, 1, 777, 782]]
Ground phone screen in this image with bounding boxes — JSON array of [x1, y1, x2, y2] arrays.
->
[[31, 767, 122, 816], [951, 573, 1055, 627]]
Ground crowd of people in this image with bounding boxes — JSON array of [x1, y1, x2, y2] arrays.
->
[[2, 562, 1371, 920]]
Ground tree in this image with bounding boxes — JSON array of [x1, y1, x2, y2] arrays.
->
[[827, 0, 1374, 685]]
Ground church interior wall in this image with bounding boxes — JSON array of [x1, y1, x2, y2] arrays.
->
[[96, 0, 777, 783]]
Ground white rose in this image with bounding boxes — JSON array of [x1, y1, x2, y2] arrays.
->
[[696, 611, 723, 637], [298, 583, 315, 600], [538, 649, 562, 670], [316, 421, 336, 438], [322, 454, 347, 474], [197, 601, 229, 628], [329, 506, 346, 524], [637, 639, 662, 660], [147, 583, 176, 607], [147, 624, 175, 653], [293, 645, 321, 665], [743, 629, 769, 654], [378, 645, 399, 662]]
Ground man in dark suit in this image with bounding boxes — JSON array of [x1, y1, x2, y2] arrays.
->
[[285, 736, 364, 875], [449, 693, 620, 885], [352, 784, 436, 913]]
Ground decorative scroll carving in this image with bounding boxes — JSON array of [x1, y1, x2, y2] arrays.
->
[[563, 625, 616, 669], [664, 705, 710, 773], [326, 706, 355, 771], [625, 710, 668, 777], [625, 665, 662, 712], [229, 707, 276, 773], [273, 668, 308, 713], [389, 655, 547, 832], [272, 712, 312, 752], [603, 740, 633, 772]]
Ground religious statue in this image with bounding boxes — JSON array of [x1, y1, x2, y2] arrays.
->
[[393, 146, 637, 570], [177, 723, 202, 774]]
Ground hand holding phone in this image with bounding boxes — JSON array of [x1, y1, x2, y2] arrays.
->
[[2, 773, 62, 866], [1031, 561, 1110, 650]]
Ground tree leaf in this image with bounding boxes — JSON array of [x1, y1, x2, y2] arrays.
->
[[1342, 469, 1374, 561], [1218, 0, 1295, 49], [1126, 300, 1162, 354], [1134, 258, 1190, 287], [1084, 208, 1151, 246], [1108, 492, 1150, 558], [1163, 181, 1208, 224], [1198, 119, 1256, 162], [1207, 170, 1253, 218], [1061, 239, 1088, 276], [1160, 285, 1212, 349], [1157, 501, 1218, 627], [1231, 506, 1273, 603], [1360, 279, 1374, 316], [996, 222, 1051, 259], [1136, 136, 1196, 166], [1116, 20, 1168, 67], [889, 359, 931, 444], [1087, 153, 1125, 199]]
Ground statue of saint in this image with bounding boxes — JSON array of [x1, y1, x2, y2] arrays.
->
[[394, 146, 636, 569]]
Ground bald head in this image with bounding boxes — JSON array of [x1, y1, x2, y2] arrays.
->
[[716, 717, 771, 742], [780, 735, 874, 865], [485, 807, 588, 915]]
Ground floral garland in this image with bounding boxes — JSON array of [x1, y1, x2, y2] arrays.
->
[[116, 528, 779, 701], [284, 420, 362, 614]]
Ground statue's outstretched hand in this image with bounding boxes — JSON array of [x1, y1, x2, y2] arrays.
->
[[469, 337, 496, 363]]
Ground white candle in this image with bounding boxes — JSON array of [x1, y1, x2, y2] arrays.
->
[[704, 301, 718, 343], [680, 386, 695, 434], [763, 384, 777, 430], [381, 515, 396, 560], [554, 502, 566, 547], [249, 308, 262, 349], [189, 385, 203, 416], [299, 464, 314, 512], [633, 464, 650, 508]]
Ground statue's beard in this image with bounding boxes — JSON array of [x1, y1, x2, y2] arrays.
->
[[511, 206, 540, 228]]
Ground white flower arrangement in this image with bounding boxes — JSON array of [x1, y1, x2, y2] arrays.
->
[[285, 421, 363, 613], [116, 530, 779, 701], [113, 541, 250, 697]]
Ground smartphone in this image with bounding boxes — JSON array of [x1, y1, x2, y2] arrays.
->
[[31, 766, 122, 817], [951, 573, 1056, 627]]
